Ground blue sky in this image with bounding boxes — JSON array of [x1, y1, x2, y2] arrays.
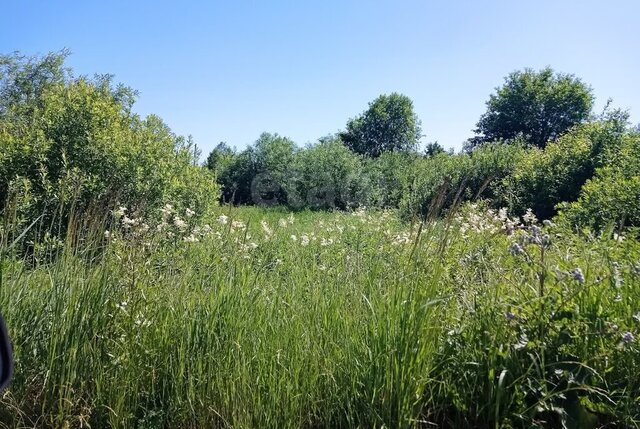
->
[[2, 1, 639, 154]]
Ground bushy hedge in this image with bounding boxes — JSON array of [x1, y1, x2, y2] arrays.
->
[[557, 129, 640, 230], [498, 117, 629, 220], [0, 52, 219, 242]]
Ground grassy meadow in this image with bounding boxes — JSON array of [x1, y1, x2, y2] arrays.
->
[[1, 204, 639, 428]]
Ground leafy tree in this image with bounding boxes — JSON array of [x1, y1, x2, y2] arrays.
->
[[425, 141, 446, 157], [340, 93, 422, 157], [205, 142, 235, 176], [289, 137, 365, 209], [0, 51, 218, 242], [216, 133, 296, 205], [470, 67, 594, 149]]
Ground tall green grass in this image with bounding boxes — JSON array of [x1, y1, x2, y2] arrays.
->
[[0, 205, 639, 428]]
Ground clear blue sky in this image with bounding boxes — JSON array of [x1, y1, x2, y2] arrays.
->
[[2, 1, 639, 154]]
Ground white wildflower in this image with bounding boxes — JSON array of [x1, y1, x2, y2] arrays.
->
[[320, 237, 334, 246], [183, 234, 198, 243], [231, 220, 246, 229], [522, 208, 537, 224], [113, 206, 127, 218], [122, 216, 136, 228], [301, 234, 310, 246], [261, 220, 273, 237], [173, 217, 187, 231], [218, 214, 229, 224], [185, 207, 196, 218]]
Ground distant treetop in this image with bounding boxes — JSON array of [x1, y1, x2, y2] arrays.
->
[[340, 93, 422, 157], [468, 67, 594, 150]]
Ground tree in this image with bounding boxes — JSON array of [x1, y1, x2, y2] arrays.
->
[[425, 141, 446, 157], [470, 67, 594, 149], [340, 93, 422, 157], [205, 142, 235, 176]]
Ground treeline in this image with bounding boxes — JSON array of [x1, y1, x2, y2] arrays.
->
[[2, 50, 639, 238], [208, 69, 639, 230]]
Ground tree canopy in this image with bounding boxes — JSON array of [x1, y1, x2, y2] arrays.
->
[[340, 93, 422, 157], [469, 67, 594, 149]]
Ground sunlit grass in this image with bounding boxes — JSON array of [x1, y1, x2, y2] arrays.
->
[[0, 205, 639, 428]]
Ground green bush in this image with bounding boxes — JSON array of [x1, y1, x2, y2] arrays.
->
[[557, 130, 640, 230], [0, 52, 219, 241], [498, 118, 628, 219], [397, 143, 525, 220], [363, 151, 419, 208], [288, 136, 366, 209]]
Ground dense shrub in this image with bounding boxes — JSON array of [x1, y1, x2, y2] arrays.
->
[[215, 133, 296, 205], [0, 52, 219, 241], [363, 151, 419, 208], [557, 129, 640, 230], [498, 117, 629, 220], [397, 143, 526, 220], [288, 137, 367, 209]]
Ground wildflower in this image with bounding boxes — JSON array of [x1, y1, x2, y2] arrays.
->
[[571, 267, 585, 284], [183, 234, 198, 243], [290, 234, 298, 242], [503, 220, 516, 235], [218, 214, 229, 225], [185, 208, 196, 218], [104, 230, 110, 238], [173, 217, 187, 231], [320, 237, 333, 246], [621, 332, 635, 344], [261, 220, 273, 237], [498, 207, 508, 221], [278, 218, 288, 228], [231, 220, 246, 229], [613, 233, 625, 242], [508, 242, 524, 256], [156, 222, 167, 232], [160, 204, 173, 219], [287, 213, 295, 225], [633, 312, 640, 322], [542, 219, 554, 228], [514, 333, 529, 351], [522, 208, 537, 224], [138, 223, 150, 233], [122, 216, 136, 228], [300, 234, 310, 246], [505, 311, 516, 322], [116, 301, 128, 311], [113, 206, 127, 218]]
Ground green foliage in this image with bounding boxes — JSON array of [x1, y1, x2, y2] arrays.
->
[[288, 136, 366, 209], [340, 93, 422, 157], [364, 151, 420, 208], [498, 118, 630, 219], [398, 143, 526, 220], [470, 67, 594, 149], [205, 142, 235, 177], [0, 51, 219, 243], [557, 129, 640, 230], [215, 133, 296, 205]]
